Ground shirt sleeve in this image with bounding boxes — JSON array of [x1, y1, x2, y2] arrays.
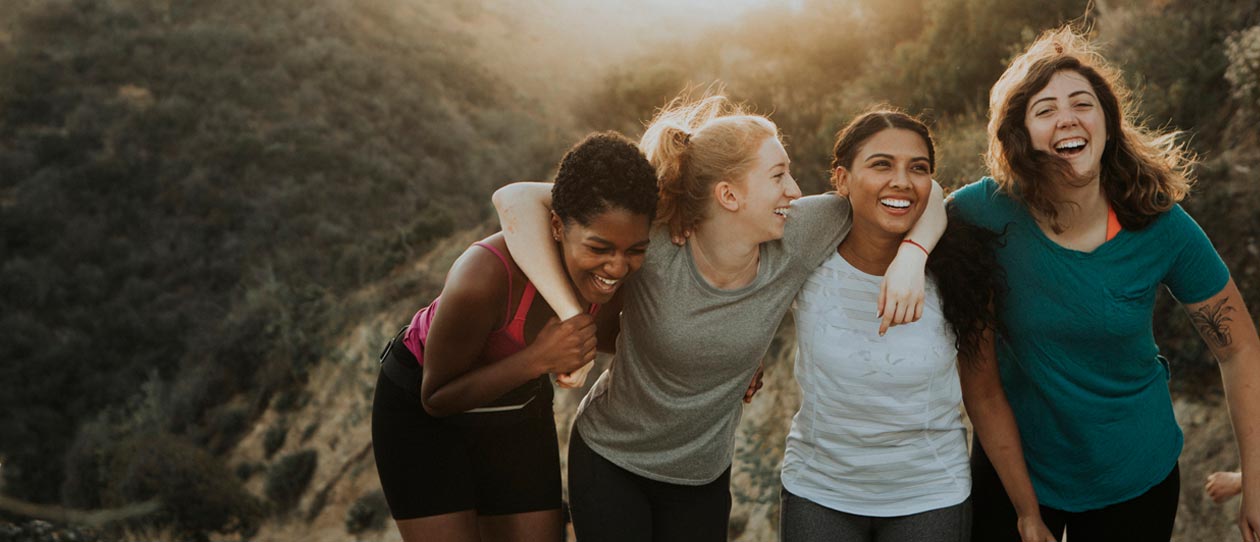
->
[[782, 193, 851, 272], [1161, 205, 1231, 304], [947, 178, 1007, 232]]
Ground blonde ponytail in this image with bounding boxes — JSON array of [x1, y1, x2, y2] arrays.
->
[[640, 93, 778, 238]]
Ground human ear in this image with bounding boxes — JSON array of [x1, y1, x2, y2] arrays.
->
[[550, 211, 564, 242], [832, 167, 851, 197], [713, 181, 741, 212]]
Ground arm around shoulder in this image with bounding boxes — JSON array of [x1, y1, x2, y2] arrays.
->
[[878, 180, 946, 333], [491, 181, 584, 320]]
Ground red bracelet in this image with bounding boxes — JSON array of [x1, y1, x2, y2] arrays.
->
[[901, 238, 929, 256]]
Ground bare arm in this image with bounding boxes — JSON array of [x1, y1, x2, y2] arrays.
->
[[492, 182, 584, 320], [1184, 278, 1260, 541], [906, 179, 948, 253], [961, 325, 1055, 542], [419, 243, 595, 417], [879, 180, 947, 333], [552, 287, 627, 389]]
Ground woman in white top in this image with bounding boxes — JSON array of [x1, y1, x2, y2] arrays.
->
[[780, 109, 1055, 542]]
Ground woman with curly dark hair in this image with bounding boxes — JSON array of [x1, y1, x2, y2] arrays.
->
[[779, 109, 1054, 542], [370, 131, 659, 542], [951, 27, 1260, 541]]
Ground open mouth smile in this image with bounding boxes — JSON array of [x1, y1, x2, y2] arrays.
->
[[1054, 137, 1087, 157], [591, 274, 620, 294]]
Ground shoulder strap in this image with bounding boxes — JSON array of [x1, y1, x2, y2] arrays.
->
[[472, 242, 514, 332], [505, 282, 538, 343]]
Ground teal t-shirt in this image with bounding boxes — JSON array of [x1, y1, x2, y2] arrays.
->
[[951, 178, 1230, 512]]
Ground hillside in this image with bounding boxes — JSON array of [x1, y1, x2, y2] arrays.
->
[[2, 0, 1259, 539], [0, 0, 561, 509], [224, 255, 1249, 541]]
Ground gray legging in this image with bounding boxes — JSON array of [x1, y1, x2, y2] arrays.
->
[[780, 487, 972, 542]]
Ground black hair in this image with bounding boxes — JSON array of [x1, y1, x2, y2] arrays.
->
[[927, 208, 1008, 367], [552, 131, 659, 226], [831, 108, 936, 179]]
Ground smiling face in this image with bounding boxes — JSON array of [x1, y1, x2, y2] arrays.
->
[[551, 207, 652, 306], [835, 128, 933, 239], [733, 136, 803, 242], [1025, 70, 1108, 182]]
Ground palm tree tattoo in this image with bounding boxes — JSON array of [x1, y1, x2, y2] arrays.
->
[[1190, 297, 1234, 349]]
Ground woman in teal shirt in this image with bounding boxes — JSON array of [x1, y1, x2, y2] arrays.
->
[[953, 27, 1260, 542]]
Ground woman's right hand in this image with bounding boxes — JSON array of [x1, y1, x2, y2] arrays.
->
[[556, 361, 595, 389], [879, 243, 928, 334], [1017, 514, 1056, 542], [531, 314, 597, 376]]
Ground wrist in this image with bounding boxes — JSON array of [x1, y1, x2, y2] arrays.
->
[[895, 241, 930, 267], [901, 238, 930, 257], [516, 348, 555, 377], [1014, 504, 1043, 521]]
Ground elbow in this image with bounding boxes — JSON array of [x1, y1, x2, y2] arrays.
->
[[491, 184, 514, 213], [421, 402, 452, 418], [419, 390, 454, 418]]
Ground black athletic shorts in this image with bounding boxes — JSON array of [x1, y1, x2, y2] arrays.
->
[[370, 333, 561, 519]]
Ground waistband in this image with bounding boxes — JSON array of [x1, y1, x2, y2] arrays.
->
[[378, 326, 551, 417]]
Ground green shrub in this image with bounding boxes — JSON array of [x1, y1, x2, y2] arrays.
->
[[262, 424, 288, 459], [1225, 26, 1260, 118], [300, 421, 320, 443], [101, 434, 266, 539], [234, 461, 263, 481], [206, 406, 250, 455], [271, 389, 306, 412], [265, 449, 318, 511], [344, 490, 389, 534]]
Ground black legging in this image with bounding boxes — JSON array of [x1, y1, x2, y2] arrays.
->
[[969, 436, 1180, 542], [567, 427, 731, 542]]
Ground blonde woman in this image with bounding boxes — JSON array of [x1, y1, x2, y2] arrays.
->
[[493, 94, 945, 541]]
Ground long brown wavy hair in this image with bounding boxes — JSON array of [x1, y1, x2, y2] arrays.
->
[[986, 26, 1194, 233]]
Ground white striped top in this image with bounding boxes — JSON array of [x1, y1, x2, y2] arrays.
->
[[781, 250, 970, 517]]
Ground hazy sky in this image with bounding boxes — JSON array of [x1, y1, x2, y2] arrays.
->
[[641, 0, 805, 22]]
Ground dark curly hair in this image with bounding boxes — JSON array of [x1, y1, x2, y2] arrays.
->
[[928, 208, 1008, 367], [552, 131, 659, 226]]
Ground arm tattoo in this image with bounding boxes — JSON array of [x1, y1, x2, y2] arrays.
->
[[1190, 297, 1235, 349]]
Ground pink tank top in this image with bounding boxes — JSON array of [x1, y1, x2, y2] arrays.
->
[[401, 242, 595, 366]]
